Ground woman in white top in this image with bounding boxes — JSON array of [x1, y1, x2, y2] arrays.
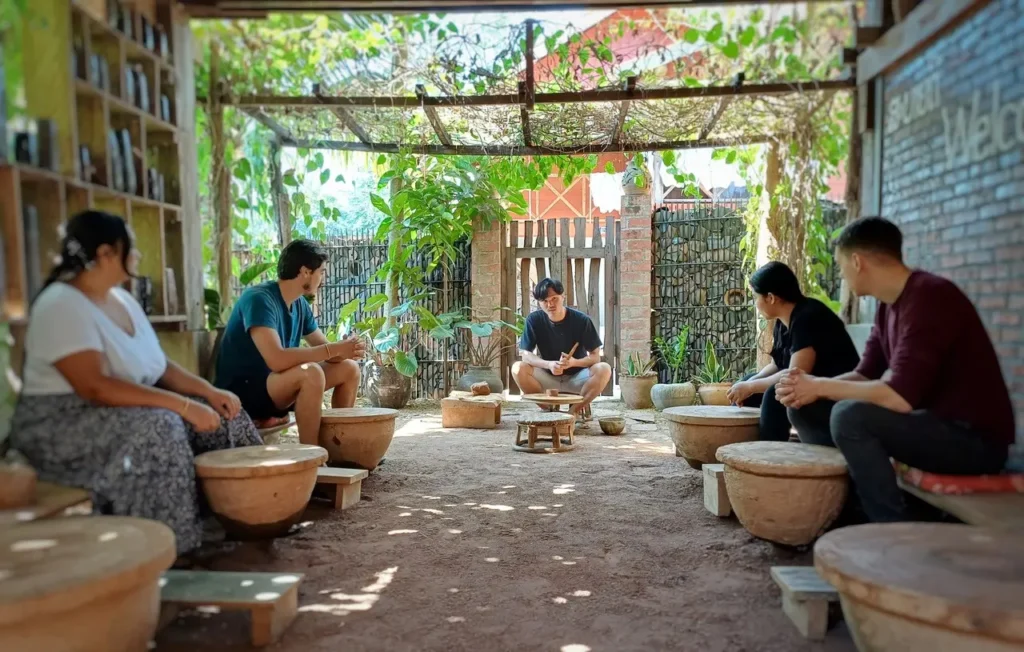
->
[[10, 211, 261, 556]]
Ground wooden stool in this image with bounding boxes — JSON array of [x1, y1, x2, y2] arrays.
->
[[816, 523, 1024, 651], [315, 467, 368, 510], [514, 413, 576, 453], [318, 408, 398, 470], [160, 570, 303, 647], [195, 444, 328, 539], [717, 441, 848, 546], [0, 481, 92, 527], [663, 405, 759, 469], [0, 516, 176, 651], [770, 566, 840, 640]]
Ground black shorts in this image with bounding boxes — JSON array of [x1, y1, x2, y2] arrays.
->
[[225, 376, 291, 421]]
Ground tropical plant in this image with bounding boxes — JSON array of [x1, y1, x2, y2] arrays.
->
[[452, 310, 525, 368], [335, 293, 436, 378], [694, 340, 730, 385], [654, 327, 690, 384], [622, 352, 656, 377]]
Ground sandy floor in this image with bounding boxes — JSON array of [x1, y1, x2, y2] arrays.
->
[[156, 398, 856, 652]]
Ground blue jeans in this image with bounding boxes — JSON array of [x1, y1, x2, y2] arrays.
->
[[740, 372, 790, 442], [787, 400, 1008, 522]]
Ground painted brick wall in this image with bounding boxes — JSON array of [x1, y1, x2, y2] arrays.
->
[[620, 184, 653, 360], [470, 219, 503, 371], [880, 0, 1024, 439]]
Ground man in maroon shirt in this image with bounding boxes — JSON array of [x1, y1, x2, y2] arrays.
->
[[776, 216, 1013, 522]]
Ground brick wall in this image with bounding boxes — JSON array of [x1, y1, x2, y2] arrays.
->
[[619, 183, 653, 361], [880, 0, 1024, 440], [470, 219, 503, 371]]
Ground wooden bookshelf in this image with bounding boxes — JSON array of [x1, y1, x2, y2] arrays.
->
[[1, 0, 188, 332]]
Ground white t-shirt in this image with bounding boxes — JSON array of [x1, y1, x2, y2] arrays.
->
[[22, 283, 168, 395]]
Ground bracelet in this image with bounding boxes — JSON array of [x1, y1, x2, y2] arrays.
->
[[180, 396, 190, 416], [325, 342, 333, 358]]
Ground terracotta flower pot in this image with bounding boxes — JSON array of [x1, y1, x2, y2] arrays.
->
[[698, 382, 733, 406], [651, 382, 696, 410], [0, 462, 37, 509], [815, 523, 1024, 652], [456, 366, 504, 394], [717, 441, 848, 546], [0, 516, 175, 652], [364, 361, 411, 409], [664, 405, 759, 469], [619, 374, 657, 409], [195, 444, 328, 539], [319, 408, 398, 470]]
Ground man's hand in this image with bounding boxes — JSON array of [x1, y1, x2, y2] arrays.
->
[[776, 368, 820, 409], [548, 359, 565, 376], [329, 335, 366, 362], [726, 381, 755, 406], [558, 352, 576, 370], [204, 387, 242, 420]]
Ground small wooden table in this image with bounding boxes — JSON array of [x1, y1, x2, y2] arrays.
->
[[514, 413, 576, 453]]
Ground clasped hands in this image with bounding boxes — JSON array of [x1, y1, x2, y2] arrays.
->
[[326, 334, 367, 363], [548, 352, 577, 376], [774, 368, 820, 410]]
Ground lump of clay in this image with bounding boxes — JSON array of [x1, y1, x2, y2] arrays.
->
[[470, 382, 491, 396]]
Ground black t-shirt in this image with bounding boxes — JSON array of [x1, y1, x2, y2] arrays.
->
[[519, 308, 602, 376], [771, 298, 860, 378]]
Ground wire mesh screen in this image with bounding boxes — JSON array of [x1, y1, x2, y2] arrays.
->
[[817, 202, 848, 303], [233, 233, 471, 399], [652, 201, 756, 382]]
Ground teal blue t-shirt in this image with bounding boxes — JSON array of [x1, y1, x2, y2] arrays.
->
[[214, 281, 318, 388]]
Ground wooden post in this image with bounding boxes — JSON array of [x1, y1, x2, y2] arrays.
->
[[210, 44, 231, 307], [384, 176, 401, 328], [840, 86, 862, 325], [755, 140, 782, 367], [270, 138, 291, 246]]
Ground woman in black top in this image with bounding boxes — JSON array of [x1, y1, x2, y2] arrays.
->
[[728, 262, 861, 441]]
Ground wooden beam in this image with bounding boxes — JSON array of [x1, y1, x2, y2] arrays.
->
[[229, 79, 854, 109], [611, 76, 637, 145], [210, 43, 232, 313], [183, 0, 841, 14], [284, 135, 770, 156], [698, 96, 733, 140], [856, 0, 988, 84], [313, 83, 372, 145], [525, 19, 536, 110], [416, 84, 452, 146], [518, 82, 532, 147], [239, 108, 296, 143]]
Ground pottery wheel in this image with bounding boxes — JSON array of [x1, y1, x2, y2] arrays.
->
[[663, 405, 760, 426], [320, 407, 399, 423], [0, 516, 175, 626], [521, 393, 585, 407], [195, 444, 328, 479], [716, 441, 848, 477], [815, 523, 1024, 642]]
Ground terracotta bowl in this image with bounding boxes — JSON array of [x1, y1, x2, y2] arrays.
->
[[697, 382, 733, 406], [195, 444, 327, 539], [816, 523, 1024, 652], [598, 417, 626, 435], [0, 516, 175, 652], [663, 405, 760, 469], [717, 441, 848, 546], [318, 408, 399, 470]]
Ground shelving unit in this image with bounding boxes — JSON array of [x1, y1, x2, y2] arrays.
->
[[1, 0, 188, 333]]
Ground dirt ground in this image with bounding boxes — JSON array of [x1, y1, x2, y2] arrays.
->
[[156, 398, 856, 652]]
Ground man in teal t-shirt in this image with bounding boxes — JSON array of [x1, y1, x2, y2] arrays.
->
[[215, 240, 365, 444]]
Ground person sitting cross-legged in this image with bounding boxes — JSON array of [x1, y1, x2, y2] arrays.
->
[[512, 278, 612, 417], [776, 216, 1014, 523], [215, 239, 366, 445]]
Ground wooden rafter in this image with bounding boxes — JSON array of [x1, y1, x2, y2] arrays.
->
[[313, 82, 372, 144], [518, 82, 532, 147], [610, 76, 637, 144], [416, 84, 452, 146], [183, 0, 852, 14], [698, 97, 732, 140], [521, 19, 536, 147], [239, 107, 296, 143], [231, 79, 854, 109]]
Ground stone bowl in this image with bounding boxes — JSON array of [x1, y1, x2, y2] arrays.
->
[[717, 441, 848, 546], [698, 382, 733, 406], [663, 405, 760, 469], [318, 408, 399, 470], [195, 444, 328, 539], [0, 463, 37, 509], [598, 417, 626, 435], [815, 523, 1024, 652], [0, 516, 175, 652]]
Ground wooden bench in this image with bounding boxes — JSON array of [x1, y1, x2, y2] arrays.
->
[[770, 566, 840, 640], [702, 463, 731, 517], [899, 482, 1024, 532], [160, 570, 303, 647], [315, 467, 368, 510], [0, 481, 91, 527]]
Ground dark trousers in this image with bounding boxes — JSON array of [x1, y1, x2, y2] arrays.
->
[[740, 373, 791, 442], [788, 400, 1008, 522]]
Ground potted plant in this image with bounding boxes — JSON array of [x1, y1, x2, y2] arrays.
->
[[619, 351, 657, 409], [651, 327, 696, 410], [694, 340, 733, 406], [450, 310, 524, 394]]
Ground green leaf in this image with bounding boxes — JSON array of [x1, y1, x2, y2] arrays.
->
[[726, 150, 737, 164], [235, 197, 251, 210], [337, 298, 361, 325], [374, 328, 400, 353], [239, 261, 275, 287], [283, 174, 298, 187], [429, 325, 454, 340], [579, 47, 590, 66], [234, 158, 252, 180], [388, 300, 414, 318], [605, 161, 616, 174], [684, 28, 700, 44], [468, 322, 494, 337], [739, 26, 757, 47], [335, 174, 345, 183], [370, 193, 393, 217], [683, 77, 701, 88], [314, 152, 324, 167], [721, 40, 739, 59], [377, 155, 387, 166], [706, 22, 723, 42], [363, 293, 388, 312], [661, 150, 676, 166], [306, 158, 319, 172], [320, 168, 330, 184], [393, 350, 418, 377]]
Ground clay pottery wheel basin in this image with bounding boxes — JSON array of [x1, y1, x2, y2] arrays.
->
[[195, 444, 328, 539], [318, 407, 399, 470], [815, 523, 1024, 651], [0, 516, 175, 652], [663, 405, 760, 469], [716, 441, 848, 546]]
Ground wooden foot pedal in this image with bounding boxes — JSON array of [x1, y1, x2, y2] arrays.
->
[[703, 463, 731, 517], [770, 566, 840, 640], [160, 570, 304, 647], [0, 481, 92, 526], [315, 467, 368, 510]]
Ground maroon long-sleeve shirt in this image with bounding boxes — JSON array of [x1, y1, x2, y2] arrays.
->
[[856, 270, 1016, 448]]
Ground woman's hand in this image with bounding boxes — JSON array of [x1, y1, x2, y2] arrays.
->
[[183, 401, 222, 432], [726, 381, 756, 406], [205, 387, 242, 420], [776, 368, 821, 409]]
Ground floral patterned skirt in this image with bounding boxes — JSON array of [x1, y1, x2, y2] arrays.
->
[[10, 393, 262, 555]]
